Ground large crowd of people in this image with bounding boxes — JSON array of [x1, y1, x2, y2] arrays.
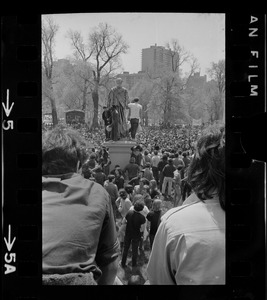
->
[[42, 121, 225, 285]]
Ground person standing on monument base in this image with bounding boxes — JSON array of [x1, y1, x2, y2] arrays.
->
[[107, 78, 129, 141], [102, 106, 112, 141], [128, 97, 142, 141]]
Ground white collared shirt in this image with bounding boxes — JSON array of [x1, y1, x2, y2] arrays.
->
[[147, 193, 225, 285]]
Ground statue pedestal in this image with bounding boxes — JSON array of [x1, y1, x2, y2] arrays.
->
[[103, 140, 136, 170]]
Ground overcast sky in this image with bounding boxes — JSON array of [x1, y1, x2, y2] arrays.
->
[[44, 13, 225, 77]]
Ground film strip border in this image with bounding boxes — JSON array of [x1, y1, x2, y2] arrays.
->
[[2, 15, 42, 299], [1, 13, 266, 300], [226, 13, 266, 300]]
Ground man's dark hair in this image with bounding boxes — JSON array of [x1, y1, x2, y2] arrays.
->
[[108, 174, 115, 182], [118, 189, 127, 199], [42, 125, 87, 175], [182, 152, 187, 157], [125, 184, 133, 194], [134, 199, 144, 212], [187, 124, 225, 210], [119, 188, 127, 195], [168, 158, 173, 164], [133, 97, 139, 102], [162, 154, 168, 160]]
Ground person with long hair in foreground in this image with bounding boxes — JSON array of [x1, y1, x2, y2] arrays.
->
[[146, 124, 225, 285]]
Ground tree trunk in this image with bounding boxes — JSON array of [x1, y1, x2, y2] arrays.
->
[[82, 86, 87, 111], [163, 103, 168, 125], [143, 103, 149, 126], [144, 114, 149, 127], [219, 92, 224, 121], [48, 95, 58, 127], [163, 96, 172, 125], [92, 88, 99, 128], [47, 79, 58, 127]]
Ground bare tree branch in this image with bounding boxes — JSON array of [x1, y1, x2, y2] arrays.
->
[[67, 30, 94, 61], [66, 22, 129, 127]]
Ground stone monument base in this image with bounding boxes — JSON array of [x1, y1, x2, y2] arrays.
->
[[103, 140, 137, 171]]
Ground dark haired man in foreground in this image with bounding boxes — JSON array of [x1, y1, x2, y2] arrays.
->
[[42, 125, 119, 285]]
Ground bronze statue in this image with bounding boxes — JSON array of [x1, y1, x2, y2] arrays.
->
[[107, 78, 129, 141]]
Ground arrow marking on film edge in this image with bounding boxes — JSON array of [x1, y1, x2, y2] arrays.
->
[[4, 225, 16, 252], [2, 89, 14, 117]]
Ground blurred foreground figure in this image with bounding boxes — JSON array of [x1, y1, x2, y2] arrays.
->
[[42, 125, 119, 285], [147, 124, 225, 285]]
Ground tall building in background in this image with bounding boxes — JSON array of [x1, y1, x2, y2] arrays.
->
[[187, 72, 207, 89], [141, 44, 177, 77]]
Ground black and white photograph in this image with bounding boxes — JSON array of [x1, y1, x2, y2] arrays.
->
[[41, 12, 226, 286], [2, 10, 266, 300]]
